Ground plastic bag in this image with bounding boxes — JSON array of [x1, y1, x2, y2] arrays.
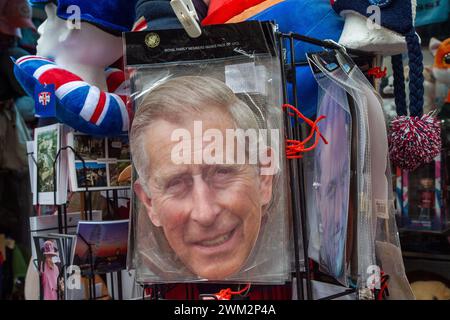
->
[[308, 51, 375, 290], [124, 21, 291, 284], [306, 61, 352, 286], [333, 52, 414, 299]]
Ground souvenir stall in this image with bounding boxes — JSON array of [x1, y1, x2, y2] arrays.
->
[[0, 0, 449, 302]]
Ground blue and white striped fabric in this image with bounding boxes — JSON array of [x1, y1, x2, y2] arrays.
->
[[14, 55, 130, 136]]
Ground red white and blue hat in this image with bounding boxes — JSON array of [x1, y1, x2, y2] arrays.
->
[[29, 0, 137, 35], [14, 55, 130, 136]]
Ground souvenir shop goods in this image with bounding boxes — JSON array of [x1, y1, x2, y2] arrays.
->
[[331, 0, 412, 55], [331, 0, 442, 172], [309, 49, 414, 299], [67, 132, 131, 192], [32, 235, 66, 300], [125, 21, 291, 284], [48, 234, 76, 269], [29, 211, 103, 261], [13, 0, 136, 136], [73, 220, 129, 275], [308, 50, 376, 290], [31, 123, 70, 205], [14, 55, 130, 136], [329, 50, 390, 232], [308, 61, 352, 286], [331, 51, 414, 299], [202, 0, 345, 119], [399, 159, 449, 231], [135, 0, 182, 30], [429, 37, 450, 106]]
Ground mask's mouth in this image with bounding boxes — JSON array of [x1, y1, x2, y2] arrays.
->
[[194, 227, 237, 247]]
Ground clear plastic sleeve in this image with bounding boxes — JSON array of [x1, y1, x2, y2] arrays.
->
[[307, 65, 352, 286], [124, 22, 291, 284], [308, 51, 375, 290], [333, 52, 414, 299]]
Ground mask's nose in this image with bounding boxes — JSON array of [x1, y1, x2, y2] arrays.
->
[[190, 175, 220, 227]]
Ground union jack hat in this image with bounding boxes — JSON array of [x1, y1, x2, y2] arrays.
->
[[29, 0, 137, 35]]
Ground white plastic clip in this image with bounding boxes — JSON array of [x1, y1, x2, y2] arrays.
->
[[324, 39, 347, 54], [170, 0, 202, 38]]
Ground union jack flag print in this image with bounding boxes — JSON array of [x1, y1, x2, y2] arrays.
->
[[14, 55, 131, 136], [38, 91, 51, 106]]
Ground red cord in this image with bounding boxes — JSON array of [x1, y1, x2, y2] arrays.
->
[[215, 283, 251, 300], [367, 66, 387, 79], [282, 104, 328, 159], [374, 271, 390, 300]]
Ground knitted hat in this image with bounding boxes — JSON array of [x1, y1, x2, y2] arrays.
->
[[332, 0, 441, 171], [29, 0, 137, 35]]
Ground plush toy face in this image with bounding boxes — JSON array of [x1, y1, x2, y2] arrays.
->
[[430, 38, 450, 86]]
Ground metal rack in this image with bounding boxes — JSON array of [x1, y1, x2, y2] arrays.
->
[[139, 31, 375, 301], [29, 30, 377, 301]]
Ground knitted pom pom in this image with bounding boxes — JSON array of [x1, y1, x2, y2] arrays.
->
[[388, 114, 441, 171]]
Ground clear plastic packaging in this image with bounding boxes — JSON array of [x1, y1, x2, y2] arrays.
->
[[310, 50, 413, 298], [306, 61, 352, 286], [308, 51, 375, 289], [124, 21, 291, 284], [333, 52, 414, 299]]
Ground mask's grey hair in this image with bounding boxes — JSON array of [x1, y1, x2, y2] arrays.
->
[[130, 76, 267, 194]]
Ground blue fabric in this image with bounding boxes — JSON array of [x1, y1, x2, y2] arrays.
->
[[248, 0, 344, 118], [29, 0, 137, 32], [135, 0, 182, 30], [332, 0, 414, 36]]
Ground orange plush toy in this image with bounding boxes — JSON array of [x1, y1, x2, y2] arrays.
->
[[429, 38, 450, 105]]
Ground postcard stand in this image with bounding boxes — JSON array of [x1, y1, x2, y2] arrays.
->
[[76, 232, 96, 300], [49, 146, 129, 300], [31, 255, 62, 300]]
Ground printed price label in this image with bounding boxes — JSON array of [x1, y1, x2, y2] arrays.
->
[[225, 62, 266, 95]]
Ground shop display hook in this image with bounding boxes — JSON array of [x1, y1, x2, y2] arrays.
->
[[171, 0, 202, 38]]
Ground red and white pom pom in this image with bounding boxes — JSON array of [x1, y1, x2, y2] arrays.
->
[[388, 114, 441, 171]]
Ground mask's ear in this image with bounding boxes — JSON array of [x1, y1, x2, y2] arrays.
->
[[259, 147, 275, 208], [134, 180, 161, 227]]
